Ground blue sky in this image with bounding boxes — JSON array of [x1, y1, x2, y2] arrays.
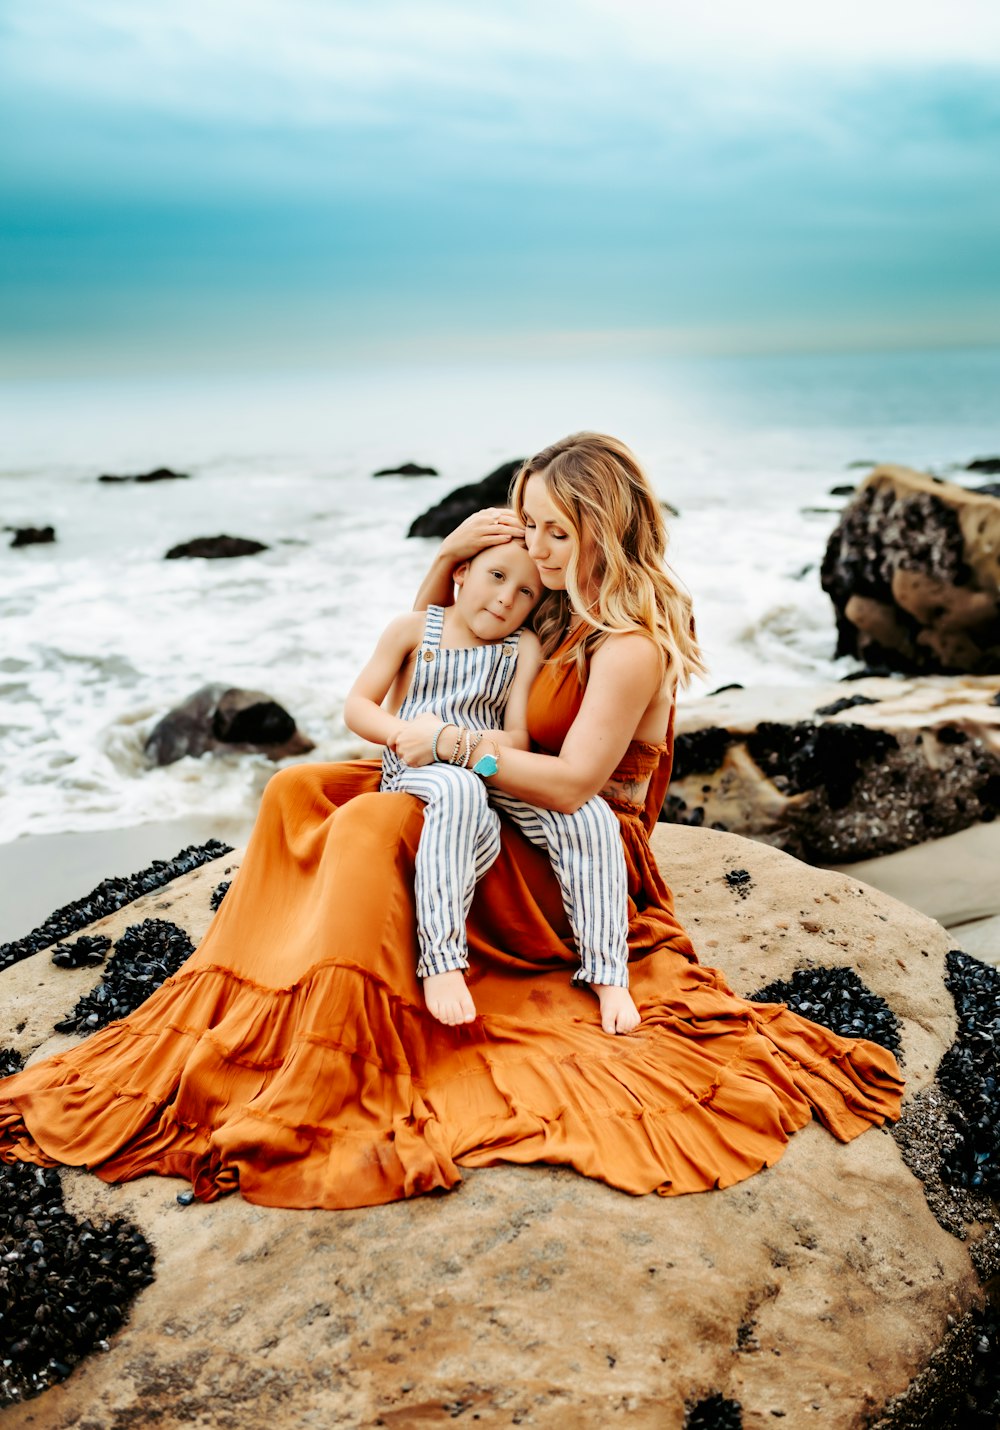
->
[[2, 0, 1000, 374]]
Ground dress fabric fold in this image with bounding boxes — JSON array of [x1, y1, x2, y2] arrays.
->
[[0, 634, 903, 1208]]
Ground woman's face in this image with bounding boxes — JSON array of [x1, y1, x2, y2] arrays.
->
[[522, 474, 589, 595]]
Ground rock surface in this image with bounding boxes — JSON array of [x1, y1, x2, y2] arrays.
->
[[821, 465, 1000, 674], [408, 458, 525, 538], [2, 826, 996, 1427], [165, 535, 268, 560], [144, 685, 314, 766], [668, 675, 1000, 864]]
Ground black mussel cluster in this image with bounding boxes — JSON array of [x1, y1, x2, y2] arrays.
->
[[0, 1161, 155, 1407], [724, 868, 753, 899], [0, 840, 232, 974], [210, 880, 231, 911], [937, 950, 1000, 1193], [684, 1393, 742, 1429], [748, 965, 902, 1057], [0, 1047, 23, 1079], [965, 1301, 1000, 1428], [54, 919, 194, 1035], [51, 936, 111, 970]]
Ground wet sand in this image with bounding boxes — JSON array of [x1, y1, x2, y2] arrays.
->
[[0, 817, 253, 946]]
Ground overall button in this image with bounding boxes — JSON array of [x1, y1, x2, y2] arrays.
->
[[423, 649, 435, 661]]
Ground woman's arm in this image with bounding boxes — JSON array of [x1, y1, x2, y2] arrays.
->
[[390, 633, 663, 810], [483, 634, 663, 812], [413, 508, 525, 611], [343, 612, 424, 747]]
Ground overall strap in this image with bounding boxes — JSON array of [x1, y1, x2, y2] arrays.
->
[[422, 605, 445, 648]]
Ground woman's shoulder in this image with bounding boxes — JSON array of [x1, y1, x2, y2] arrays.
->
[[589, 628, 662, 674]]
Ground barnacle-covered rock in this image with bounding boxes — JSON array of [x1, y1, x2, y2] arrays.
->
[[0, 827, 996, 1425], [821, 465, 1000, 674], [668, 675, 1000, 864]]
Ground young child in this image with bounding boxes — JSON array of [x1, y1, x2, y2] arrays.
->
[[344, 543, 637, 1030]]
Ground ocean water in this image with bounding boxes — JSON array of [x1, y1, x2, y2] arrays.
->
[[1, 346, 998, 843]]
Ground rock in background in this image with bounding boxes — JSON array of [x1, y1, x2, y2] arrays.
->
[[165, 535, 268, 559], [667, 676, 1000, 866], [821, 465, 1000, 674], [2, 828, 997, 1427], [407, 458, 524, 538], [144, 685, 314, 766]]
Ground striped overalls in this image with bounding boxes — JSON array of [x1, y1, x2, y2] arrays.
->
[[380, 606, 630, 986]]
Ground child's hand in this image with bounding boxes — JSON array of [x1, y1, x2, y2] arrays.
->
[[593, 985, 641, 1036], [393, 712, 447, 767]]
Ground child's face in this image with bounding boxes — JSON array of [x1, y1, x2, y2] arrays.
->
[[453, 545, 542, 639]]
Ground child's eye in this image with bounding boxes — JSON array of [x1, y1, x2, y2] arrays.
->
[[490, 570, 503, 580], [520, 587, 534, 597]]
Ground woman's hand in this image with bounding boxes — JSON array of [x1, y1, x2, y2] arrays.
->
[[439, 507, 525, 565], [390, 712, 449, 767]]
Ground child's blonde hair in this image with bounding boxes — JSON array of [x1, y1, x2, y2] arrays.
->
[[510, 432, 706, 688]]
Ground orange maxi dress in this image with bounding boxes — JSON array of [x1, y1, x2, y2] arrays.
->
[[0, 633, 903, 1208]]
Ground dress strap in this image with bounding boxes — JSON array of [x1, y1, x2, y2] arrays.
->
[[422, 605, 445, 649]]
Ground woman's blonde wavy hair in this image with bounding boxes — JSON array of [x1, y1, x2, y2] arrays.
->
[[510, 432, 706, 689]]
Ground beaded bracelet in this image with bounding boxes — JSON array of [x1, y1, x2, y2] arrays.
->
[[432, 722, 455, 762]]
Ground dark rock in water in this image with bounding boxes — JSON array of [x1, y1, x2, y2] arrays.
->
[[707, 683, 743, 697], [98, 466, 189, 484], [145, 683, 314, 766], [813, 694, 880, 717], [846, 459, 877, 469], [967, 456, 1000, 475], [821, 465, 1000, 674], [0, 1161, 154, 1408], [54, 918, 196, 1033], [684, 1393, 742, 1429], [829, 483, 856, 497], [210, 880, 231, 911], [973, 481, 1000, 499], [0, 839, 232, 974], [748, 965, 902, 1057], [8, 526, 55, 548], [165, 535, 268, 559], [373, 461, 438, 477], [408, 459, 525, 539], [51, 935, 111, 969]]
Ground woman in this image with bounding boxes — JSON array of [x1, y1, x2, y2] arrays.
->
[[0, 433, 903, 1209]]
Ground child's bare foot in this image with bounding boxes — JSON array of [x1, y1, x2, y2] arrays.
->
[[423, 970, 477, 1025], [594, 984, 641, 1035]]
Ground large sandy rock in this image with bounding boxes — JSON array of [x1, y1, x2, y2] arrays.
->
[[668, 675, 1000, 864], [2, 828, 997, 1427], [821, 465, 1000, 673]]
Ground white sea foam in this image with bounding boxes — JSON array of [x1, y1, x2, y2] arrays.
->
[[1, 349, 997, 841]]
